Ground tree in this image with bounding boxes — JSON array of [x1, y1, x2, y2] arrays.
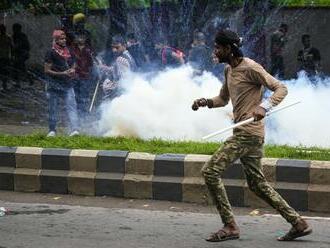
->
[[242, 0, 270, 67], [108, 0, 128, 35]]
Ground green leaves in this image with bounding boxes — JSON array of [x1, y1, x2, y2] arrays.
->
[[2, 0, 329, 14], [273, 0, 330, 7]]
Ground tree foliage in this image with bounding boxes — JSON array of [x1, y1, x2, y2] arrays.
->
[[2, 0, 109, 14], [2, 0, 329, 14]]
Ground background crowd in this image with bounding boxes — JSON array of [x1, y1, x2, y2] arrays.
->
[[0, 12, 324, 136]]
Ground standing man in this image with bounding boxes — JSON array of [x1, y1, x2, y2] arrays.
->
[[71, 35, 94, 119], [154, 39, 185, 68], [188, 31, 212, 75], [192, 29, 311, 242], [100, 35, 136, 100], [297, 34, 321, 77], [12, 23, 31, 88], [270, 23, 288, 79], [44, 30, 79, 137], [0, 24, 12, 92], [127, 33, 149, 70]]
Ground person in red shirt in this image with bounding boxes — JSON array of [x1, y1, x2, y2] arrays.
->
[[154, 40, 185, 68], [71, 35, 94, 119]]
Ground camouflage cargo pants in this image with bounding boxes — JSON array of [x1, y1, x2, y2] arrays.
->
[[202, 130, 300, 225]]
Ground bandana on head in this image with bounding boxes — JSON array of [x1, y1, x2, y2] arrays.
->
[[52, 30, 65, 40], [215, 29, 242, 48], [52, 30, 71, 60]]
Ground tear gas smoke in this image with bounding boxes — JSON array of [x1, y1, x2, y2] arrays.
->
[[266, 72, 330, 148], [96, 66, 232, 141], [96, 67, 330, 148]]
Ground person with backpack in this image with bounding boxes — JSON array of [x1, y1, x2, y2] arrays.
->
[[99, 35, 136, 100], [154, 40, 185, 68]]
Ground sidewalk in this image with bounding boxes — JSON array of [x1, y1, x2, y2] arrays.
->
[[0, 124, 46, 135]]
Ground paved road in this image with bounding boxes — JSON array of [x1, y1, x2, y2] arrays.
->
[[0, 191, 329, 248]]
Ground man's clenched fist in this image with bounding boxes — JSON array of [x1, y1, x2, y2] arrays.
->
[[192, 98, 208, 111], [253, 106, 266, 121]]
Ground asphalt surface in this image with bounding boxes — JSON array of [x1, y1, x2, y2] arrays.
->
[[0, 191, 330, 248]]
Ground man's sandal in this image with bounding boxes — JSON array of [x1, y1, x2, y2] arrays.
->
[[277, 227, 312, 241], [205, 229, 240, 242]]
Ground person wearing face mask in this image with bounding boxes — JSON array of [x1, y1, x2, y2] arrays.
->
[[192, 29, 312, 243], [99, 35, 136, 100], [126, 33, 149, 70], [44, 30, 79, 137]]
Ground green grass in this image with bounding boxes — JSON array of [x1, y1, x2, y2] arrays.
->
[[1, 133, 330, 161]]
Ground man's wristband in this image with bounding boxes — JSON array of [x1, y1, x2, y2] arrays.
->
[[260, 99, 273, 112], [206, 99, 214, 108]]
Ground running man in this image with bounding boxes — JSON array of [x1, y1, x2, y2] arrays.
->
[[192, 29, 312, 242]]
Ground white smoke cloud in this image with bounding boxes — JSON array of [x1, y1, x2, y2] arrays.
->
[[96, 66, 232, 142], [266, 72, 330, 148], [95, 67, 330, 148]]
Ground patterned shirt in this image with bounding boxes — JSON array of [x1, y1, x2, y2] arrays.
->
[[113, 50, 136, 81]]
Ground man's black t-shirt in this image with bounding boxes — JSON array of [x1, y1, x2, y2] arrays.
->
[[45, 49, 75, 91], [297, 47, 321, 73], [13, 32, 30, 61], [128, 43, 145, 68]]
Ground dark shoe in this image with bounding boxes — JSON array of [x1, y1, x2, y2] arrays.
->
[[278, 218, 312, 241]]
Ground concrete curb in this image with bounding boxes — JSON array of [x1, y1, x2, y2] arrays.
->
[[0, 146, 330, 212]]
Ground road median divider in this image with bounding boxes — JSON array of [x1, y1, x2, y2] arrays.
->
[[0, 146, 329, 213]]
